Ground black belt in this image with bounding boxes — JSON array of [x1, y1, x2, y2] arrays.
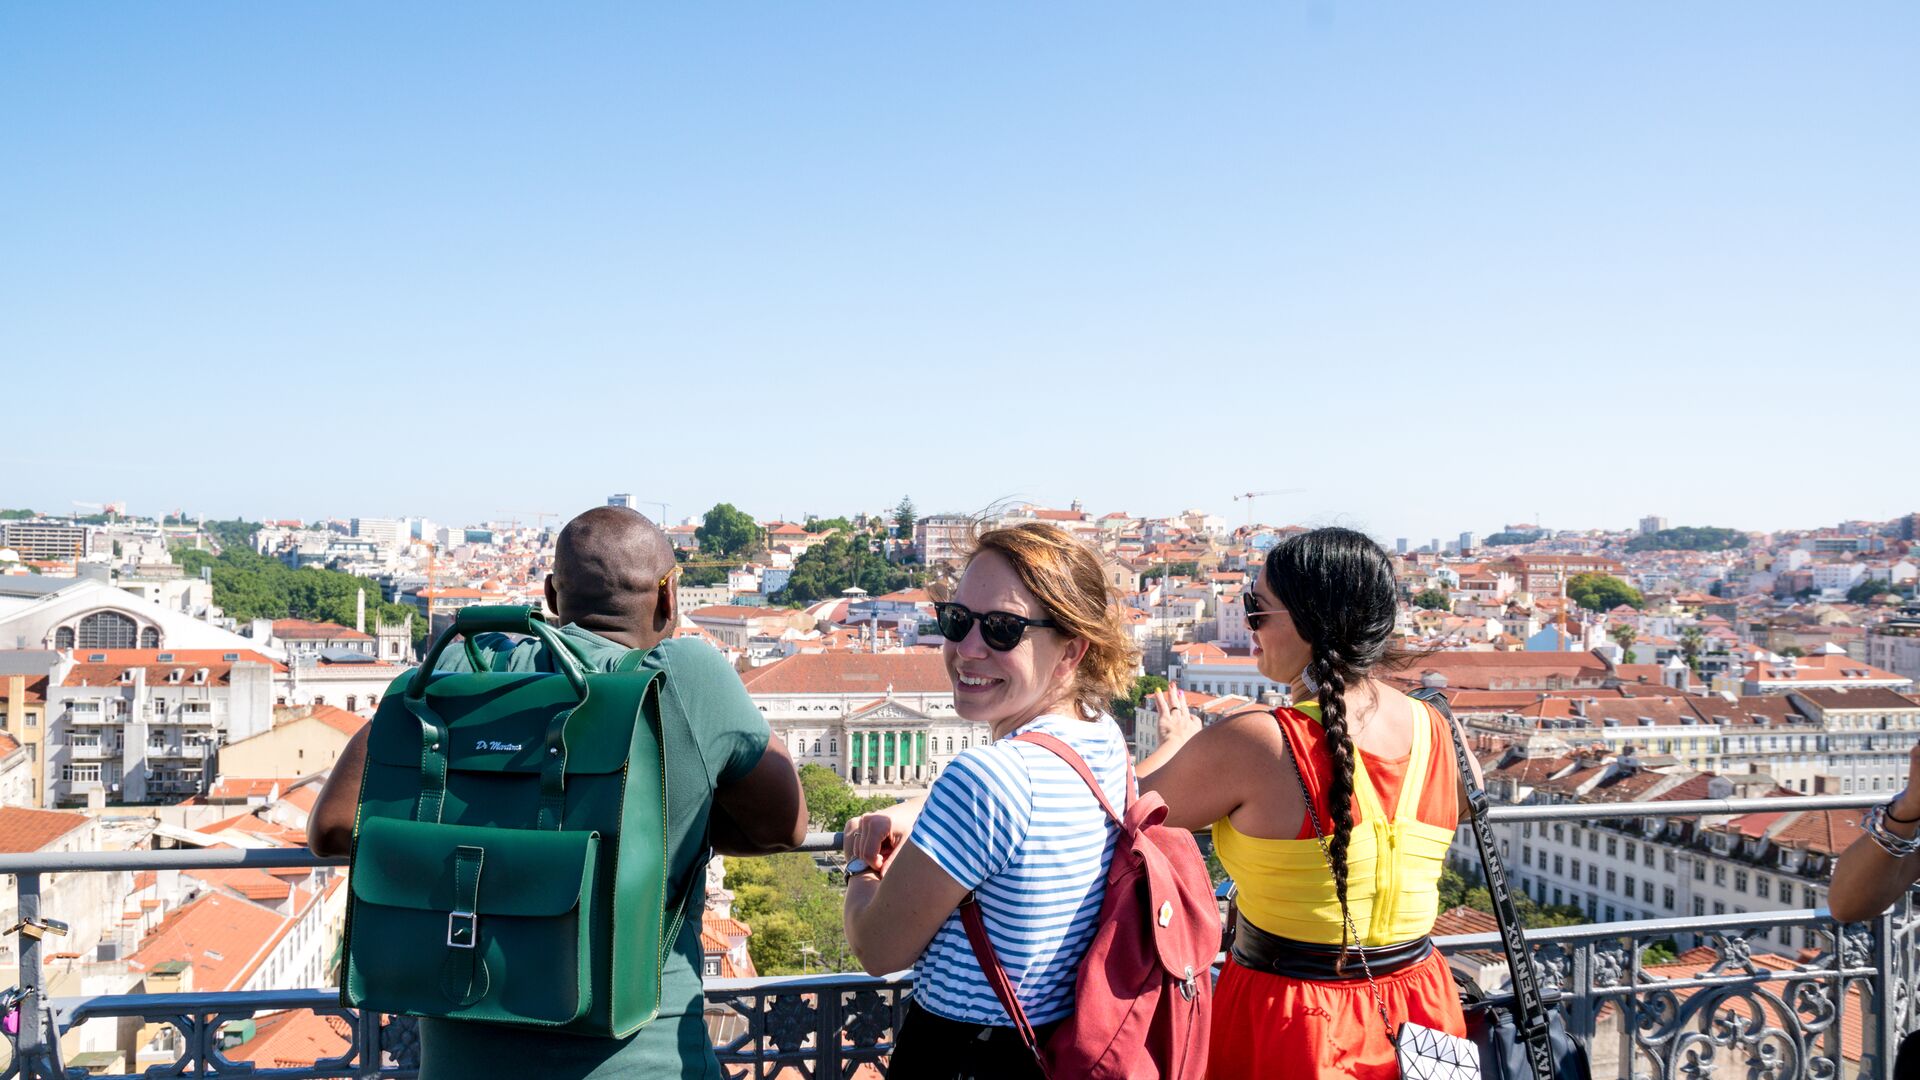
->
[[1229, 914, 1434, 981]]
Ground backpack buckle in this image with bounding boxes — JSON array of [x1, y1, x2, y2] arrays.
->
[[1179, 964, 1197, 1000], [447, 911, 478, 949]]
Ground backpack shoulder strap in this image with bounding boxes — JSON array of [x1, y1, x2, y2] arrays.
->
[[959, 897, 1051, 1075], [1010, 731, 1123, 828], [611, 646, 708, 964]]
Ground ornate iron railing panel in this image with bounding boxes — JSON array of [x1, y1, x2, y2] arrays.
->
[[0, 794, 1911, 1080]]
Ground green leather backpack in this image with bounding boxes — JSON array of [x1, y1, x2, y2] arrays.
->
[[341, 605, 693, 1037]]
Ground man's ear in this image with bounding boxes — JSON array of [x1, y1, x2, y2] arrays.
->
[[544, 575, 560, 621], [656, 572, 677, 626]]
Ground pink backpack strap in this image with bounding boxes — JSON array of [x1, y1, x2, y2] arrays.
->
[[1011, 731, 1125, 827], [959, 897, 1049, 1074], [954, 730, 1120, 1076]]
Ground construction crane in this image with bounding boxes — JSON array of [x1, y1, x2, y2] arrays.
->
[[1232, 489, 1305, 529], [497, 510, 559, 532]]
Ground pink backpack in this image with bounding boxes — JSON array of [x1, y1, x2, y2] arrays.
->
[[960, 731, 1219, 1080]]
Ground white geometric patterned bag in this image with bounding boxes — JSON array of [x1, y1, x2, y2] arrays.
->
[[1397, 1019, 1481, 1080]]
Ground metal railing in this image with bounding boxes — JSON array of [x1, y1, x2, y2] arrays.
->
[[0, 795, 1910, 1079]]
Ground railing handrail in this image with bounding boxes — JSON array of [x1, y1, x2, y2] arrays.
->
[[0, 793, 1882, 871]]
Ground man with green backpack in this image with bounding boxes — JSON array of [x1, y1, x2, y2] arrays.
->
[[310, 506, 807, 1078]]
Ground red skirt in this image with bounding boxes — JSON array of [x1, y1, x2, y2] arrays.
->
[[1207, 949, 1466, 1079]]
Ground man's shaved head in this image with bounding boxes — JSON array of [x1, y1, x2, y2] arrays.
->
[[547, 507, 679, 644]]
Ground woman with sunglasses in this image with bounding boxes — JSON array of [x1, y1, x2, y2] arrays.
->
[[1136, 527, 1479, 1080], [841, 522, 1137, 1078]]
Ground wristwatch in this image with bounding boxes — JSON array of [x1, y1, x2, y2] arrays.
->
[[845, 858, 880, 878]]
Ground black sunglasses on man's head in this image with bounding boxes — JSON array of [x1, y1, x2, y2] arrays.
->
[[932, 601, 1057, 652]]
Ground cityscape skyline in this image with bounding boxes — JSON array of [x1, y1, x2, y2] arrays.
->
[[6, 5, 1916, 538]]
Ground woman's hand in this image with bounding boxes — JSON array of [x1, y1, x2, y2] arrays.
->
[[1892, 741, 1920, 831], [1154, 687, 1202, 747], [843, 801, 922, 874]]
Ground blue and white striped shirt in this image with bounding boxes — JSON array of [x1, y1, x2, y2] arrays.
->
[[909, 713, 1130, 1026]]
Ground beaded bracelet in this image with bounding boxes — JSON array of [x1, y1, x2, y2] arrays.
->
[[1864, 802, 1920, 859]]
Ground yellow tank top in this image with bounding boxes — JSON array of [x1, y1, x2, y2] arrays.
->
[[1213, 701, 1458, 947]]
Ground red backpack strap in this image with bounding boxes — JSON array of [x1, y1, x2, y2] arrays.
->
[[959, 896, 1049, 1074], [1010, 731, 1124, 827]]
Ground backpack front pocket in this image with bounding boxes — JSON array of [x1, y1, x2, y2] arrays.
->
[[346, 816, 600, 1027]]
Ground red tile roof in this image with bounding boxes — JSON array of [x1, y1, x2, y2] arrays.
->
[[126, 892, 291, 992], [62, 650, 286, 687], [738, 652, 950, 695], [0, 807, 89, 853], [0, 675, 48, 705], [270, 619, 371, 641], [226, 1009, 352, 1068]]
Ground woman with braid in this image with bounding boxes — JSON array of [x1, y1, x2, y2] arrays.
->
[[1138, 527, 1481, 1078]]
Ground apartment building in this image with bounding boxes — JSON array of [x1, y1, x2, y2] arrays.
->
[[42, 650, 279, 806], [1464, 757, 1853, 957], [1868, 608, 1920, 683], [738, 652, 990, 792]]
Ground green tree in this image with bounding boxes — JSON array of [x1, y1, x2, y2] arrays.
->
[[797, 764, 897, 832], [1567, 572, 1644, 613], [1437, 865, 1584, 929], [1849, 578, 1894, 604], [1140, 562, 1199, 581], [805, 516, 854, 535], [1112, 674, 1171, 723], [1482, 530, 1545, 546], [772, 534, 924, 606], [1609, 623, 1639, 664], [172, 544, 427, 647], [1625, 527, 1749, 553], [0, 508, 38, 520], [1411, 589, 1453, 612], [1779, 644, 1806, 658], [891, 497, 917, 538], [723, 852, 858, 974], [1679, 625, 1706, 673], [696, 503, 760, 559]]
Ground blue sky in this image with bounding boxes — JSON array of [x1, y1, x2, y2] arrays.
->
[[4, 4, 1914, 541]]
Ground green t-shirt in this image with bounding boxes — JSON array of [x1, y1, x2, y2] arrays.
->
[[417, 626, 770, 1080]]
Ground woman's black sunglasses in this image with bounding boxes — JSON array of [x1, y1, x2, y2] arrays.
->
[[1244, 589, 1280, 629], [932, 601, 1057, 652]]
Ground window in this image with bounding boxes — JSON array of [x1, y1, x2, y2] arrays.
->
[[1693, 897, 1705, 916], [829, 738, 837, 754], [1587, 865, 1597, 885], [1734, 870, 1748, 893], [1571, 858, 1582, 881], [1553, 824, 1565, 842], [1645, 847, 1655, 867], [1587, 834, 1598, 852], [1643, 881, 1654, 904], [1665, 852, 1676, 872], [1552, 888, 1563, 906], [1604, 905, 1615, 922], [1713, 901, 1726, 915], [1625, 841, 1637, 861], [139, 627, 160, 648], [1553, 855, 1563, 876], [54, 627, 74, 649], [1606, 870, 1616, 891], [1625, 874, 1636, 897], [62, 764, 101, 783], [1713, 866, 1726, 886], [1664, 887, 1675, 910], [77, 612, 138, 649], [1523, 845, 1534, 866], [1694, 861, 1706, 881], [1524, 823, 1534, 838], [346, 696, 358, 713], [1606, 837, 1617, 856]]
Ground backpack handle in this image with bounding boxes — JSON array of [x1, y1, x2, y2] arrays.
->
[[407, 606, 589, 701], [404, 605, 592, 829]]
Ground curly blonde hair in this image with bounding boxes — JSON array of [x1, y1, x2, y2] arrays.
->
[[951, 522, 1139, 720]]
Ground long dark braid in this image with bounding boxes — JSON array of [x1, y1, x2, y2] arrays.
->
[[1264, 527, 1403, 971], [1305, 649, 1357, 960]]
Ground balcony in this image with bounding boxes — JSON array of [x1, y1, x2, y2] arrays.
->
[[0, 795, 1913, 1079]]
